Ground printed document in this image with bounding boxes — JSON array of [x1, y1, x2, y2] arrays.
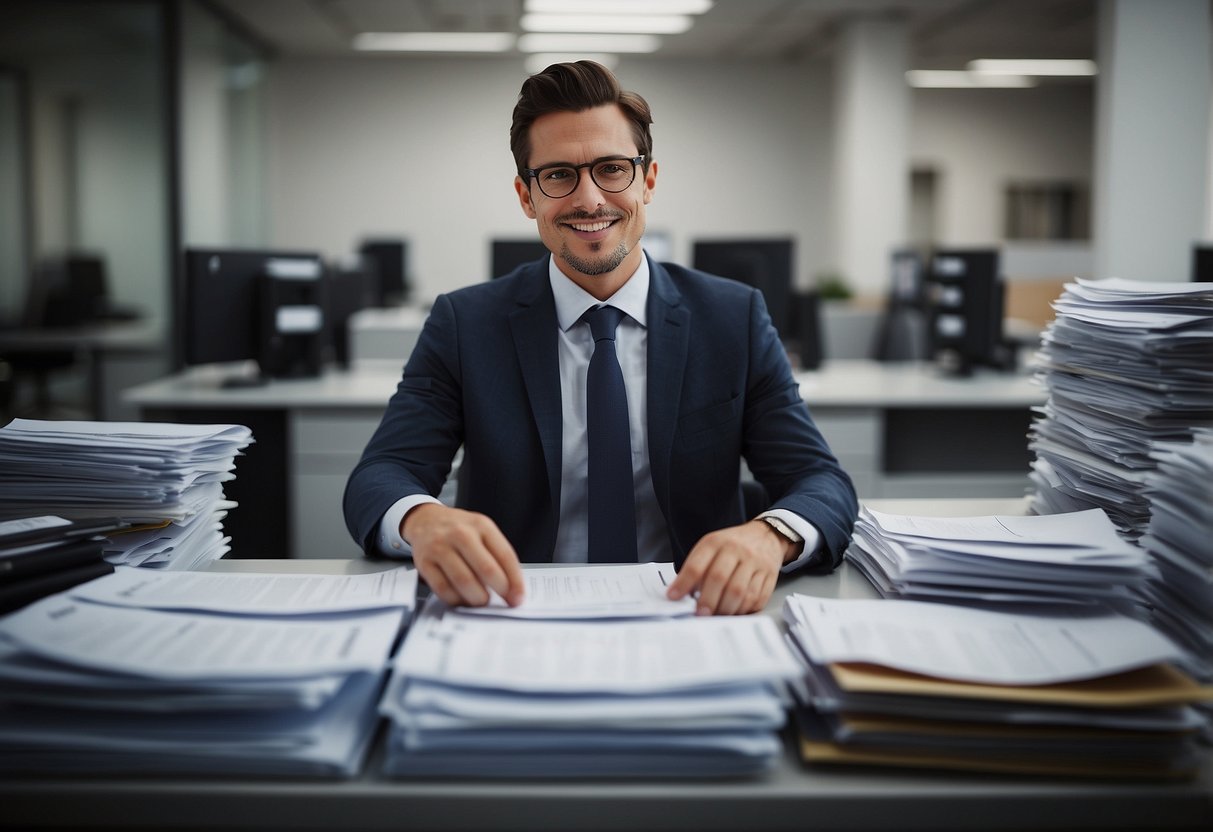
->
[[462, 562, 693, 619]]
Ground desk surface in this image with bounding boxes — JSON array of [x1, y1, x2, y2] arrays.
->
[[0, 320, 163, 353], [122, 359, 1046, 411], [4, 497, 1209, 832]]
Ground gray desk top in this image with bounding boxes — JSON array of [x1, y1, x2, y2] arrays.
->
[[122, 359, 1046, 411]]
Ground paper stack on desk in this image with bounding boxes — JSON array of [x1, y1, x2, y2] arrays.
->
[[782, 595, 1213, 779], [846, 505, 1151, 609], [0, 568, 416, 778], [1139, 428, 1213, 682], [1028, 277, 1213, 539], [379, 568, 800, 778], [0, 419, 253, 570]]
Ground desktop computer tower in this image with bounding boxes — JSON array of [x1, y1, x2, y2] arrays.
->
[[257, 262, 325, 379], [926, 249, 1010, 374]]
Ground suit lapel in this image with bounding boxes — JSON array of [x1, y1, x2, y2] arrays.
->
[[645, 259, 689, 512], [508, 265, 563, 506]]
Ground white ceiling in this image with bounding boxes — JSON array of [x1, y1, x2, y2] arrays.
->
[[208, 0, 1097, 66]]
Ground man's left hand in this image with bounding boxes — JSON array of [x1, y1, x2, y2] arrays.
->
[[665, 520, 791, 615]]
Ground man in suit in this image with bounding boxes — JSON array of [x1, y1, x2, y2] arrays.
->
[[344, 61, 856, 615]]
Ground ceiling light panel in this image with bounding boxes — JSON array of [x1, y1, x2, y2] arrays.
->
[[352, 32, 516, 52], [521, 14, 693, 34], [518, 33, 661, 53], [968, 59, 1097, 76], [906, 70, 1036, 88], [525, 0, 713, 14]]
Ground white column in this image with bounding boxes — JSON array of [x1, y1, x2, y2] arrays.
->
[[831, 15, 910, 296], [1094, 0, 1212, 281]]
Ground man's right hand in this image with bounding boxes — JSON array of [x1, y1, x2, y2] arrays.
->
[[401, 503, 526, 608]]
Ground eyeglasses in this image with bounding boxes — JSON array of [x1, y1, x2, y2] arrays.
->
[[524, 156, 646, 199]]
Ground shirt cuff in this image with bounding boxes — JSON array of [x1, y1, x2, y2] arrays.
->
[[759, 508, 824, 573], [376, 494, 442, 557]]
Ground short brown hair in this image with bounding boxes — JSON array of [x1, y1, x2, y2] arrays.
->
[[510, 60, 654, 177]]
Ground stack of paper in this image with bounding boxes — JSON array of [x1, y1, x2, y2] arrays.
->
[[783, 595, 1213, 778], [846, 506, 1151, 609], [0, 567, 416, 777], [1139, 428, 1213, 682], [0, 419, 253, 570], [1028, 278, 1213, 538], [379, 564, 800, 778], [0, 516, 127, 613]]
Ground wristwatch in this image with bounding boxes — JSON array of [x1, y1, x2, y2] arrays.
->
[[759, 515, 803, 553]]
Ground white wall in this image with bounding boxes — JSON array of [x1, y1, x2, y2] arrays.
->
[[266, 55, 834, 301], [909, 84, 1095, 250], [265, 54, 1107, 302]]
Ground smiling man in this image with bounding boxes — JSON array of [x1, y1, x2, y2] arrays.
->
[[344, 61, 857, 615]]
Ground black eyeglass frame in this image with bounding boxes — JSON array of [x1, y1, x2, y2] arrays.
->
[[523, 155, 647, 198]]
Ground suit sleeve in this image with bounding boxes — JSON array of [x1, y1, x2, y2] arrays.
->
[[342, 294, 465, 554], [739, 289, 858, 572]]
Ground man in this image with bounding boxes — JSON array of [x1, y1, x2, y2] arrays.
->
[[344, 60, 856, 615]]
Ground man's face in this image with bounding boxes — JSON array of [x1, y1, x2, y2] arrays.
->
[[514, 104, 657, 299]]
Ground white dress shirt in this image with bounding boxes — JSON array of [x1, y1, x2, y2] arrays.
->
[[377, 253, 820, 570]]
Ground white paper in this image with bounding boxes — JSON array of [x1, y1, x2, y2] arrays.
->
[[460, 563, 692, 619], [0, 597, 403, 679], [397, 611, 800, 693], [784, 595, 1182, 686], [69, 566, 418, 615]]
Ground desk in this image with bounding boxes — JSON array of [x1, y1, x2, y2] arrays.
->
[[0, 321, 166, 421], [3, 503, 1209, 832], [122, 361, 1045, 560]]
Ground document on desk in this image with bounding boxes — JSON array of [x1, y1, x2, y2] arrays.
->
[[784, 595, 1183, 686], [68, 566, 418, 615], [398, 611, 800, 693], [460, 562, 693, 619], [0, 596, 403, 679]]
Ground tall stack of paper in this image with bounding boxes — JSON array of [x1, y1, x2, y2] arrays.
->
[[0, 567, 416, 777], [1139, 428, 1213, 682], [846, 506, 1151, 609], [1028, 278, 1213, 539], [0, 419, 253, 570], [783, 595, 1213, 778], [378, 564, 800, 778]]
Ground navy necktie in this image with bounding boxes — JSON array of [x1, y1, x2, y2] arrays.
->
[[582, 304, 638, 562]]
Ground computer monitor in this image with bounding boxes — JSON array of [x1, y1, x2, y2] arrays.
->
[[874, 249, 929, 362], [182, 248, 325, 384], [1192, 244, 1213, 282], [491, 239, 550, 278], [358, 239, 410, 306], [692, 239, 795, 340], [925, 248, 1009, 373]]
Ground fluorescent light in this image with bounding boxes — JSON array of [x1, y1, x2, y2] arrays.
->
[[969, 59, 1097, 76], [518, 33, 661, 53], [524, 53, 619, 74], [526, 0, 713, 14], [522, 13, 692, 34], [352, 32, 515, 52], [906, 70, 1036, 89]]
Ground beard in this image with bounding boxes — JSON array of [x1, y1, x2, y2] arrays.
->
[[560, 240, 632, 276]]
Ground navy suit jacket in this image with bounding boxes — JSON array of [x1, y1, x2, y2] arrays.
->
[[344, 256, 857, 571]]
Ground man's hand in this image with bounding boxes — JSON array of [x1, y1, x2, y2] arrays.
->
[[402, 503, 526, 608], [665, 520, 791, 615]]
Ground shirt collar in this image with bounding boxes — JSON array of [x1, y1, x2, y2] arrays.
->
[[549, 253, 650, 333]]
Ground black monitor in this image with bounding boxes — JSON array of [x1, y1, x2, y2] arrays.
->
[[1193, 244, 1213, 282], [358, 239, 410, 305], [182, 248, 325, 384], [491, 238, 549, 278], [692, 239, 794, 340], [926, 248, 1009, 373]]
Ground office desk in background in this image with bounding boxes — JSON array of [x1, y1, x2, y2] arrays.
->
[[122, 360, 1046, 560], [4, 499, 1210, 832], [0, 320, 167, 422]]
